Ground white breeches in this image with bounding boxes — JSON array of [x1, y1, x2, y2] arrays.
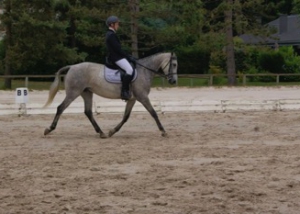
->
[[115, 58, 133, 75]]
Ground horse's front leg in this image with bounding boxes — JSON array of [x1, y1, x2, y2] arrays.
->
[[109, 99, 136, 137], [139, 97, 167, 137]]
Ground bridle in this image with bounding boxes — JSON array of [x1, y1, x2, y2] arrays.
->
[[135, 53, 177, 80], [162, 53, 177, 81]]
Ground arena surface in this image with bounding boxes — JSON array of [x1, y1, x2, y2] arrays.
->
[[1, 87, 300, 213]]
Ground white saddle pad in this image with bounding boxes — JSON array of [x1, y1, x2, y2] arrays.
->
[[104, 66, 137, 83]]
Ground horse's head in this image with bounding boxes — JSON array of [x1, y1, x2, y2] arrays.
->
[[161, 52, 178, 85]]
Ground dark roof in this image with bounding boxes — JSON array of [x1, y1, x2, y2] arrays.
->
[[240, 15, 300, 46]]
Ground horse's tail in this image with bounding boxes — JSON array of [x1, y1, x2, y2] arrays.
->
[[43, 66, 71, 108]]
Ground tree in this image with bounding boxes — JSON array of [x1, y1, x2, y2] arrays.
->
[[292, 0, 300, 13], [139, 0, 204, 49], [224, 0, 236, 85], [129, 0, 139, 58], [203, 0, 238, 85], [203, 0, 277, 85], [1, 0, 295, 84], [0, 0, 87, 80], [2, 0, 12, 89], [54, 0, 106, 63]]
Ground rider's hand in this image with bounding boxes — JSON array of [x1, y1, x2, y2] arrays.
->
[[128, 55, 137, 63]]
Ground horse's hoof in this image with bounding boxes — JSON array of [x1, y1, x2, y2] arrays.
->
[[161, 132, 168, 137], [100, 133, 108, 139], [108, 130, 115, 137], [44, 128, 51, 136]]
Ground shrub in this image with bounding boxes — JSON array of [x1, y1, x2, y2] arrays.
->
[[209, 65, 227, 85], [279, 46, 300, 81], [175, 46, 210, 74], [258, 50, 285, 73]]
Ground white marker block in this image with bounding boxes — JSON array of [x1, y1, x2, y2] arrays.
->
[[15, 88, 29, 104]]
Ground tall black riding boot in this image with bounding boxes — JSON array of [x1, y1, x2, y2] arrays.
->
[[121, 74, 133, 100]]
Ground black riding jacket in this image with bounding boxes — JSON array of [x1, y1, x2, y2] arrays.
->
[[105, 29, 129, 63]]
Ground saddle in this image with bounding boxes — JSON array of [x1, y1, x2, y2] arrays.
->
[[104, 58, 137, 84]]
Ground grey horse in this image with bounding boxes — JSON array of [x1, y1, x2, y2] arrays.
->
[[43, 52, 178, 138]]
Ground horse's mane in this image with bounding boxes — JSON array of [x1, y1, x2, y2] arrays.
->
[[138, 52, 172, 63]]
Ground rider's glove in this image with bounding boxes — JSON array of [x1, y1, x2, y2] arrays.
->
[[127, 55, 137, 63]]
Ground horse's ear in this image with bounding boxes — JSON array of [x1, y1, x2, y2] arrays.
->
[[171, 52, 177, 59]]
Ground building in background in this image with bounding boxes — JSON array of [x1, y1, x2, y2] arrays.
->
[[240, 14, 300, 53]]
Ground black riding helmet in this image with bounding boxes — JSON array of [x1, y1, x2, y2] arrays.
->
[[106, 16, 119, 27]]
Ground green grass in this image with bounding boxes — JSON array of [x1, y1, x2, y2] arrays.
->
[[242, 81, 300, 86], [152, 77, 210, 87], [0, 78, 63, 90], [152, 77, 300, 87]]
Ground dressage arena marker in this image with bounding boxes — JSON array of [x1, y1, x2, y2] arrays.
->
[[1, 98, 300, 115], [15, 87, 29, 116]]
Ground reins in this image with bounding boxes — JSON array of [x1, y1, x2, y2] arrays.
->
[[135, 53, 177, 79], [135, 61, 167, 78]]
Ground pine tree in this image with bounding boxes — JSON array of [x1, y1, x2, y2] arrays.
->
[[1, 0, 86, 80], [2, 0, 12, 89], [203, 0, 276, 85]]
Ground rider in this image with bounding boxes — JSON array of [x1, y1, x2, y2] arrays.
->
[[105, 15, 136, 101]]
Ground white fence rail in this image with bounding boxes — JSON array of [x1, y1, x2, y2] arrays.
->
[[2, 73, 300, 88], [2, 99, 300, 115]]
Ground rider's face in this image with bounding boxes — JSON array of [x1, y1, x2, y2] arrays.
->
[[112, 22, 119, 31]]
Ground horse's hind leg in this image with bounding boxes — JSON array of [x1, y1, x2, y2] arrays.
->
[[109, 99, 136, 137], [44, 94, 78, 136], [81, 90, 107, 139], [139, 97, 167, 137]]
